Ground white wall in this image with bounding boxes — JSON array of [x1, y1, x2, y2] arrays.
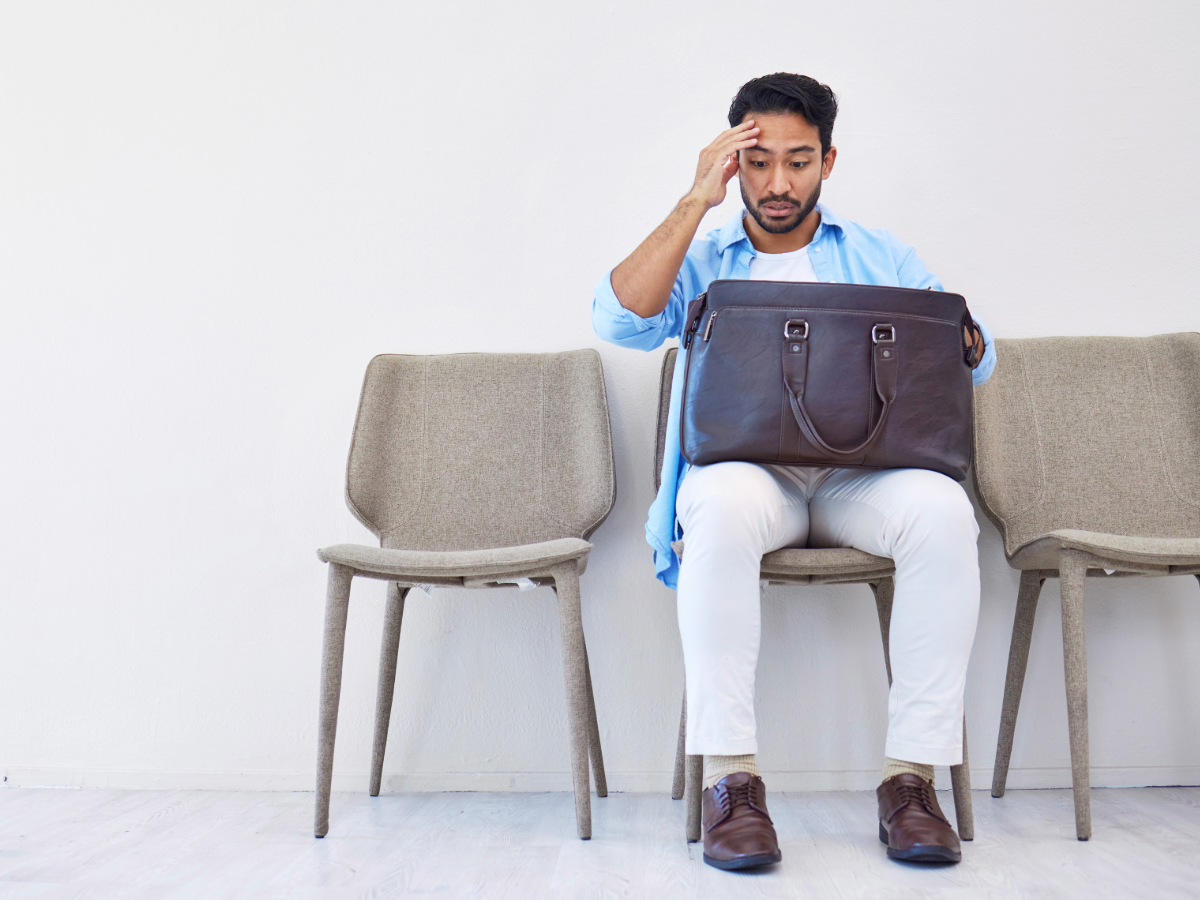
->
[[2, 0, 1199, 794]]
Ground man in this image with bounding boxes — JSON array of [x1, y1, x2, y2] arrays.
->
[[592, 73, 995, 870]]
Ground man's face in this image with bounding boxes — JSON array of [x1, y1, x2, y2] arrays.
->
[[737, 113, 836, 235]]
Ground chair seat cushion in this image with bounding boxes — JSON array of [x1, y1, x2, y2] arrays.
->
[[317, 538, 592, 579], [761, 547, 895, 578], [1009, 529, 1200, 570], [671, 541, 893, 579]]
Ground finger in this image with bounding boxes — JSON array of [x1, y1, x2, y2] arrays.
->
[[718, 120, 756, 138], [714, 134, 758, 158], [707, 137, 756, 166], [721, 126, 759, 144], [705, 135, 757, 167], [709, 124, 758, 152]]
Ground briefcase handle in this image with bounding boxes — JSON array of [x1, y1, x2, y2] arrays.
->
[[782, 321, 899, 459]]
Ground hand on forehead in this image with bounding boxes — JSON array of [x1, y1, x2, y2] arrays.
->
[[739, 113, 822, 157]]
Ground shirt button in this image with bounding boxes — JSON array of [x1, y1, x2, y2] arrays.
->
[[813, 247, 821, 252]]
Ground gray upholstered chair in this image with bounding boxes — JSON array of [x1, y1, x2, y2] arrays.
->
[[655, 347, 974, 844], [974, 334, 1200, 840], [313, 351, 616, 840]]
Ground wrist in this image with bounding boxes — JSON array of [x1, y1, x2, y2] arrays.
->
[[680, 190, 713, 215]]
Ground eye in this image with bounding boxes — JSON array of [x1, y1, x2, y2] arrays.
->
[[751, 160, 767, 168], [790, 161, 808, 169]]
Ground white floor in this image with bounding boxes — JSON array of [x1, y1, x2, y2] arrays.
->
[[1, 786, 1198, 899]]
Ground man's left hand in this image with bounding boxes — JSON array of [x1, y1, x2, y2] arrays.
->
[[964, 324, 985, 369]]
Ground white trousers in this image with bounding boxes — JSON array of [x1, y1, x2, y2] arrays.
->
[[675, 462, 981, 766]]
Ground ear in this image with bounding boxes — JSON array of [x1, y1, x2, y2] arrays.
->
[[821, 146, 837, 180]]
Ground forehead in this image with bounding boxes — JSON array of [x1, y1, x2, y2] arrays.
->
[[742, 112, 819, 150]]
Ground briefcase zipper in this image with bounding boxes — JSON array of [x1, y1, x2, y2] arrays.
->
[[702, 310, 718, 341]]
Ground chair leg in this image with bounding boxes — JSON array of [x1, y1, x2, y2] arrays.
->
[[314, 564, 354, 838], [950, 716, 974, 840], [549, 562, 593, 840], [671, 688, 687, 800], [992, 570, 1045, 798], [686, 753, 703, 843], [870, 577, 895, 686], [582, 641, 608, 797], [1059, 550, 1092, 840], [369, 583, 408, 798]]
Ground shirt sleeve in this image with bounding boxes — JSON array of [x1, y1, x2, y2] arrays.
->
[[893, 241, 996, 385], [591, 249, 703, 350], [591, 270, 673, 350], [895, 244, 943, 291]]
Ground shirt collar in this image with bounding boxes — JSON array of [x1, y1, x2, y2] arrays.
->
[[717, 202, 845, 255], [716, 211, 750, 253]]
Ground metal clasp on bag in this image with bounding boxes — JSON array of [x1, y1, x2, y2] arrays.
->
[[872, 324, 896, 344], [784, 319, 809, 340]]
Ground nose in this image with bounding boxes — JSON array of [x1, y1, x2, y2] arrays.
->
[[768, 163, 790, 196]]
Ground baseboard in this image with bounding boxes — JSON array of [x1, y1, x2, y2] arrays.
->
[[965, 765, 1200, 791], [4, 765, 1199, 793]]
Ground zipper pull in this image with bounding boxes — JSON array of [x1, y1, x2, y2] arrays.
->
[[703, 310, 718, 341]]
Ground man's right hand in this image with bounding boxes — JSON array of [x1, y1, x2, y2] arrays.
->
[[609, 122, 759, 320], [687, 121, 761, 210]]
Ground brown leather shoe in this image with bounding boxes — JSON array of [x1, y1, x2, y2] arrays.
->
[[701, 773, 782, 870], [877, 773, 962, 863]]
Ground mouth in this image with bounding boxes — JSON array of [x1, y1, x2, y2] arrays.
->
[[760, 202, 797, 218]]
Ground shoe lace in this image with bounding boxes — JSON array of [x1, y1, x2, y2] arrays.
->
[[894, 781, 949, 825], [710, 780, 773, 830]]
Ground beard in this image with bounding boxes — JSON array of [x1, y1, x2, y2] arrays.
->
[[741, 178, 822, 235]]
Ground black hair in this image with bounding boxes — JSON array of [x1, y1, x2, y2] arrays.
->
[[728, 73, 838, 157]]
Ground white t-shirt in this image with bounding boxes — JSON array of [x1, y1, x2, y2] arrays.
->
[[747, 245, 818, 283], [747, 244, 823, 488]]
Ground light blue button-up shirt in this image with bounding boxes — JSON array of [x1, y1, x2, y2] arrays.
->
[[592, 204, 997, 589]]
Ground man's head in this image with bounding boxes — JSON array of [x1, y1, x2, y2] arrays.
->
[[728, 74, 838, 236]]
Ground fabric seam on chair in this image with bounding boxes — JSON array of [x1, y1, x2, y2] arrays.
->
[[1009, 342, 1047, 527], [970, 395, 1004, 543], [319, 543, 591, 576], [375, 357, 430, 543], [343, 355, 385, 536], [586, 354, 619, 537], [537, 356, 584, 539], [1006, 533, 1200, 569], [576, 352, 618, 538], [1053, 534, 1200, 566], [977, 342, 1047, 558], [1145, 342, 1200, 513], [545, 352, 618, 540]]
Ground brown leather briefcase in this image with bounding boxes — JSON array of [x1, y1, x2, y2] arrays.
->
[[680, 280, 977, 481]]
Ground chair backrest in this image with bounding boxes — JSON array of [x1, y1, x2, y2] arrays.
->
[[972, 334, 1200, 558], [346, 350, 615, 551], [654, 347, 678, 492]]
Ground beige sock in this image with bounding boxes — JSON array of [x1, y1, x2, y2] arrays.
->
[[704, 754, 759, 789], [883, 757, 934, 786]]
